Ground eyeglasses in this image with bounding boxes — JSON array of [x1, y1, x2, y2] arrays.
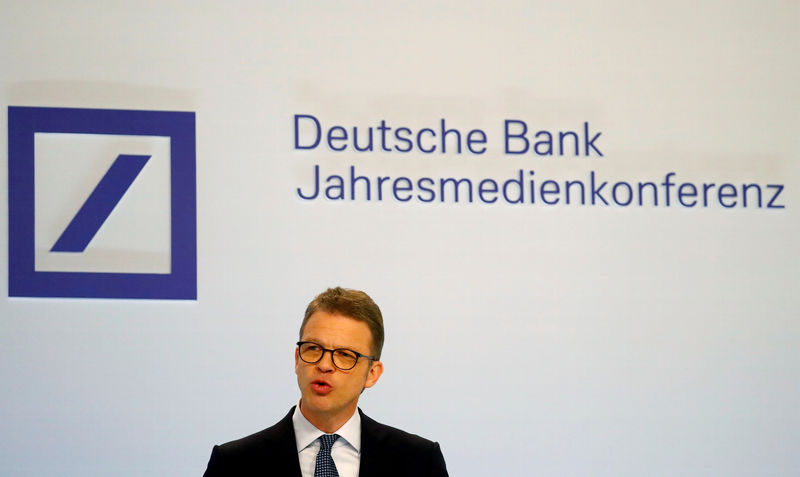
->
[[296, 341, 376, 371]]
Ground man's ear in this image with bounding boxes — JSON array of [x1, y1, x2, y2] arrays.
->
[[294, 347, 300, 372], [363, 360, 383, 389]]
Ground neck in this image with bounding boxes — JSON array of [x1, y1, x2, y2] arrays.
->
[[299, 401, 356, 433]]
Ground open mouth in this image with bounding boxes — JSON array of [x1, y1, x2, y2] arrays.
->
[[311, 380, 333, 394]]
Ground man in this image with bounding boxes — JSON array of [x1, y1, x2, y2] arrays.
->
[[203, 287, 449, 477]]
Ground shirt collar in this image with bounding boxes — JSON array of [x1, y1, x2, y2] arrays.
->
[[292, 400, 362, 453]]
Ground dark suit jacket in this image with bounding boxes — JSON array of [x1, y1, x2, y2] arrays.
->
[[203, 407, 448, 477]]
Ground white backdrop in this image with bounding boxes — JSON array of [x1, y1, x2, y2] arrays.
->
[[2, 1, 799, 476]]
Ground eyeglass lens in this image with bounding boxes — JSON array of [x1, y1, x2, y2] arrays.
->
[[299, 343, 359, 369]]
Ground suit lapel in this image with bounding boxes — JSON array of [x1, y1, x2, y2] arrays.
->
[[267, 407, 303, 477], [358, 409, 385, 477]]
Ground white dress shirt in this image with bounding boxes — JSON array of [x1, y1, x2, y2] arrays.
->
[[293, 402, 362, 477]]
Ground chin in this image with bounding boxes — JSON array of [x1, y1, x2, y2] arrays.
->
[[303, 395, 332, 410]]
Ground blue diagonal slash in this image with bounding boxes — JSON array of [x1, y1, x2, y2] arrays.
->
[[51, 154, 151, 252]]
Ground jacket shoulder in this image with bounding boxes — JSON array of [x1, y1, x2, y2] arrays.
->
[[362, 412, 437, 448], [215, 408, 294, 453], [359, 410, 449, 477], [203, 408, 299, 477]]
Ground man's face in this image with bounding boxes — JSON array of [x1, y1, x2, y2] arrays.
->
[[295, 311, 383, 428]]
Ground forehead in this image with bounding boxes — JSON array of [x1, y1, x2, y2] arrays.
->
[[301, 311, 373, 351]]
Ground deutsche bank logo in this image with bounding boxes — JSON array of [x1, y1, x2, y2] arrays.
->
[[8, 106, 196, 299]]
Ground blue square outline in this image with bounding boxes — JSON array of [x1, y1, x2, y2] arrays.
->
[[8, 106, 197, 299]]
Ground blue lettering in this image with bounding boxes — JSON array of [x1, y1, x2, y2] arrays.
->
[[417, 128, 436, 153], [478, 179, 498, 203], [467, 130, 487, 154], [590, 171, 609, 205], [766, 185, 785, 209], [612, 182, 632, 206], [504, 120, 529, 154], [417, 177, 435, 202], [325, 174, 344, 200], [394, 127, 413, 152], [502, 170, 524, 204], [327, 126, 347, 151], [393, 177, 413, 202], [296, 164, 320, 200], [678, 183, 697, 207], [540, 180, 560, 205], [718, 183, 737, 208], [294, 114, 321, 150]]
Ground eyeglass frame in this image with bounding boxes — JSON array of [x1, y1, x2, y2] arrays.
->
[[296, 341, 377, 370]]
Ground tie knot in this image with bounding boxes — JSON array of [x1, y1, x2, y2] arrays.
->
[[319, 433, 339, 451]]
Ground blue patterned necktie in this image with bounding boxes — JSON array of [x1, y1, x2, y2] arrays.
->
[[314, 434, 340, 477]]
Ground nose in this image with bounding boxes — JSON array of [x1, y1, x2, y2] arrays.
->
[[316, 349, 336, 372]]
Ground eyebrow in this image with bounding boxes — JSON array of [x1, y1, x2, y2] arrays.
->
[[301, 338, 345, 348], [300, 339, 365, 354]]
